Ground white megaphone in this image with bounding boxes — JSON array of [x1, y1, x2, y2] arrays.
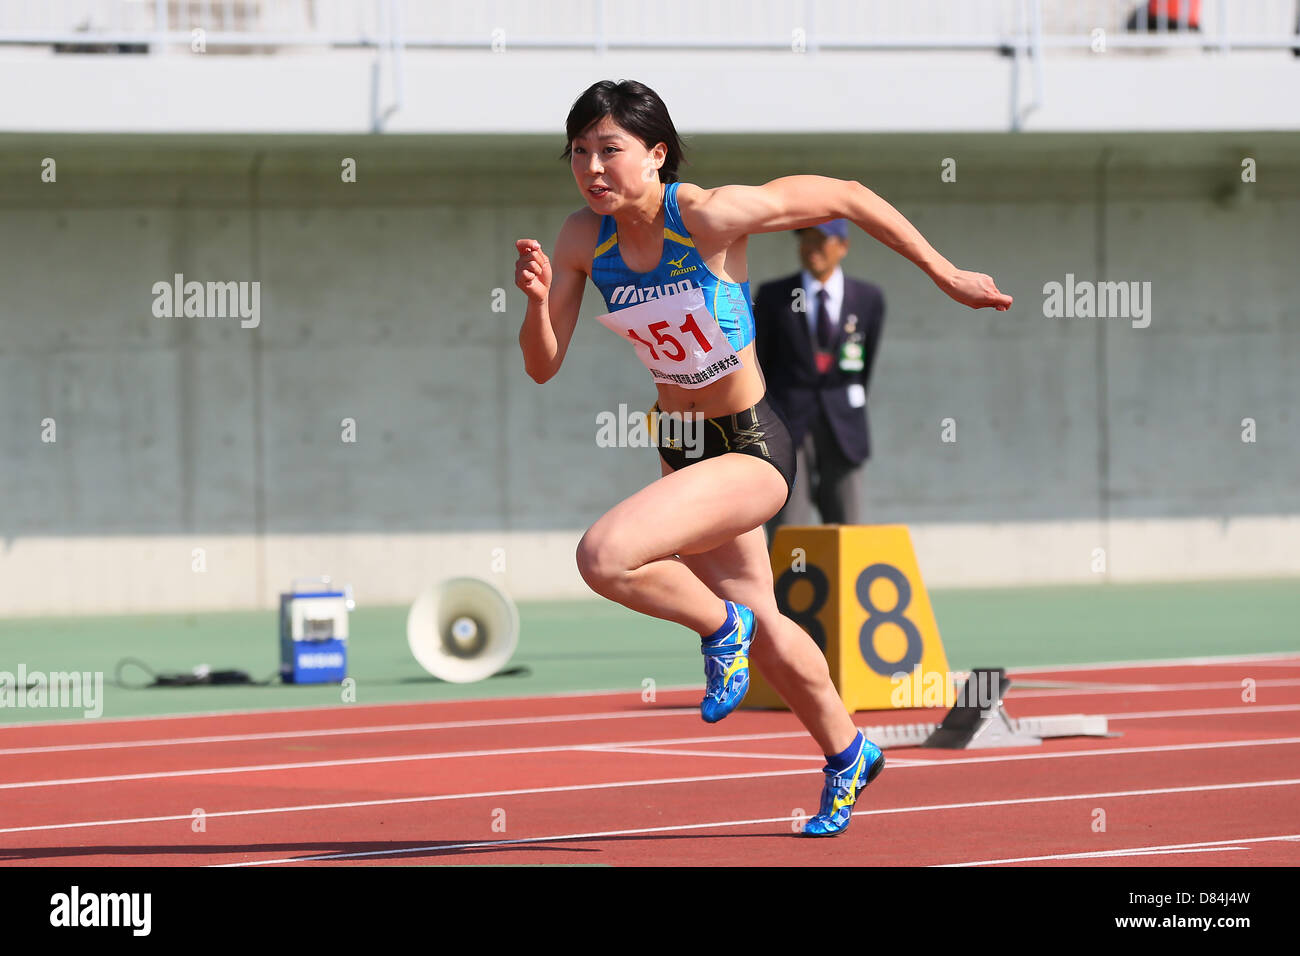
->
[[406, 577, 520, 683]]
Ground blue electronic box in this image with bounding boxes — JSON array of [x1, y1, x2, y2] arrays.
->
[[279, 577, 353, 684]]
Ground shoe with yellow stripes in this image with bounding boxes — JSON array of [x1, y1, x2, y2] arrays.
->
[[699, 601, 754, 723], [801, 736, 885, 837]]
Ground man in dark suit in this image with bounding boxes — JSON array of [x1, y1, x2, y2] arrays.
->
[[754, 220, 885, 535]]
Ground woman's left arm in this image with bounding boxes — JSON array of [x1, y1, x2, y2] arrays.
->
[[685, 176, 1012, 312]]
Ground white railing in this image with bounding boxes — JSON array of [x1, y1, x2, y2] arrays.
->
[[0, 1, 1296, 53]]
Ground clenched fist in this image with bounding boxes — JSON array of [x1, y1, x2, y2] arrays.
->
[[515, 239, 553, 303], [939, 269, 1013, 311]]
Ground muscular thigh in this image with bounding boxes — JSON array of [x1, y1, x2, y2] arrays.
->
[[656, 456, 780, 613], [583, 451, 784, 570]]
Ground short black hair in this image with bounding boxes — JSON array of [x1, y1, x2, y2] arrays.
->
[[561, 79, 687, 184]]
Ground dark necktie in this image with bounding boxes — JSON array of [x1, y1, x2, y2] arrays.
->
[[814, 288, 832, 350], [813, 288, 833, 374]]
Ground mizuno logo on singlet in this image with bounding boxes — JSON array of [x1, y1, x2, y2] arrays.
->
[[609, 279, 695, 306], [667, 253, 697, 278]]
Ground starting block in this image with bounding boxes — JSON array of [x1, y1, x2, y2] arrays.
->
[[857, 668, 1116, 750], [747, 525, 1113, 748]]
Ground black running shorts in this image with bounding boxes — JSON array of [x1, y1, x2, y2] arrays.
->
[[651, 394, 797, 506]]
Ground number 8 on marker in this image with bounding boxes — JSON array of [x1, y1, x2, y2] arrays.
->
[[855, 563, 923, 676]]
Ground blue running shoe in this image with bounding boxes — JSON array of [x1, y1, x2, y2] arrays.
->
[[801, 736, 885, 837], [699, 601, 754, 723]]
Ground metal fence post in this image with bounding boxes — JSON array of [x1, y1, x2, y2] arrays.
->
[[153, 0, 169, 54]]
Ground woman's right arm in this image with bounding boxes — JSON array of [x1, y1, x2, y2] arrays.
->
[[516, 213, 588, 384]]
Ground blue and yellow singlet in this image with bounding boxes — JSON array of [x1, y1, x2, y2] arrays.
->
[[590, 182, 755, 352]]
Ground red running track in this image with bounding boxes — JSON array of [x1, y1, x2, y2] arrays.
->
[[2, 655, 1299, 867]]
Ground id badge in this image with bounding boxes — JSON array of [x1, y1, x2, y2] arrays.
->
[[839, 338, 865, 372], [838, 313, 865, 372]]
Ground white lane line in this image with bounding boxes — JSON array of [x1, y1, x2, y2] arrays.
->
[[0, 729, 813, 790], [2, 651, 1292, 732], [0, 770, 817, 836], [210, 815, 805, 866], [0, 683, 704, 730], [5, 736, 1300, 835], [4, 667, 1297, 756], [870, 735, 1300, 768], [936, 833, 1300, 867], [7, 678, 1298, 759], [1046, 847, 1250, 859], [1010, 678, 1300, 698], [0, 708, 702, 757], [213, 778, 1300, 867], [582, 746, 823, 761], [588, 746, 931, 766], [5, 727, 1300, 792], [1107, 703, 1300, 720], [588, 732, 1300, 765], [1007, 652, 1300, 674]]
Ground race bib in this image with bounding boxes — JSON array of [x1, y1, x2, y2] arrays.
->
[[594, 285, 742, 389]]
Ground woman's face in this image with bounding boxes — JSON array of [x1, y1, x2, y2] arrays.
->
[[570, 116, 666, 211]]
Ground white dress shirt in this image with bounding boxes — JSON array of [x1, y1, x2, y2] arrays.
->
[[800, 266, 844, 345]]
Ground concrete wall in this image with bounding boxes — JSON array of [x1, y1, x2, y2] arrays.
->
[[1, 131, 1298, 614]]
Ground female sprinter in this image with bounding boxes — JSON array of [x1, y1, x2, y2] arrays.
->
[[515, 80, 1011, 838]]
